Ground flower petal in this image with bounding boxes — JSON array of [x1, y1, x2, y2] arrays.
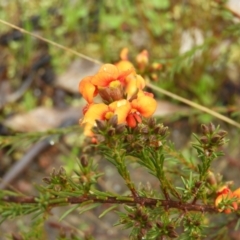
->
[[99, 64, 119, 79], [91, 72, 113, 87], [82, 103, 109, 126], [109, 100, 131, 123], [233, 188, 240, 199], [79, 76, 97, 103], [131, 95, 157, 117], [125, 74, 146, 99]]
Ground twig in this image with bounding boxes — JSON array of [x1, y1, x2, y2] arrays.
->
[[1, 194, 218, 213]]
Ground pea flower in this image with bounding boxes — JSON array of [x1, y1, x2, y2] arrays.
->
[[79, 64, 134, 104], [215, 186, 239, 213]]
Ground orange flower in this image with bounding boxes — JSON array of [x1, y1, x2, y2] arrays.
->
[[125, 74, 146, 100], [115, 60, 135, 75], [81, 100, 131, 136], [136, 50, 149, 71], [79, 64, 135, 104], [131, 94, 157, 118], [215, 187, 239, 213], [120, 47, 129, 60], [233, 188, 240, 202], [126, 94, 157, 128], [91, 64, 134, 87], [79, 76, 97, 104]]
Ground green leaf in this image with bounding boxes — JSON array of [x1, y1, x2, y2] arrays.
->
[[99, 205, 118, 218], [59, 204, 80, 221], [78, 203, 100, 215]]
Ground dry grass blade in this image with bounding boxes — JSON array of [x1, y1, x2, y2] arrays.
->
[[0, 19, 102, 65], [148, 83, 240, 129]]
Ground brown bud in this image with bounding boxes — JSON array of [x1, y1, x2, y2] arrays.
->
[[168, 230, 178, 238], [128, 213, 135, 219], [141, 126, 149, 134], [167, 225, 175, 231], [42, 177, 51, 184], [51, 168, 56, 177], [115, 123, 126, 134], [158, 126, 168, 136], [126, 134, 134, 142], [211, 134, 221, 143], [194, 181, 202, 188], [201, 124, 209, 135], [107, 128, 115, 136], [142, 214, 148, 221], [80, 176, 88, 184], [146, 221, 153, 229], [156, 221, 163, 228], [59, 166, 66, 176], [95, 119, 107, 131], [133, 125, 141, 134], [153, 125, 162, 134], [80, 155, 88, 167], [148, 117, 156, 128], [218, 130, 227, 138], [200, 136, 208, 144], [140, 228, 147, 236], [208, 123, 215, 134], [207, 171, 217, 186], [108, 115, 118, 128]]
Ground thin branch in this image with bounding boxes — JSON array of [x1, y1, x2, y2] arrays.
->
[[1, 195, 218, 213]]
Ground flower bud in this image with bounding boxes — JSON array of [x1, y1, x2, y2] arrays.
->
[[211, 134, 221, 144], [140, 126, 149, 134], [168, 230, 178, 238], [208, 123, 215, 134], [156, 221, 163, 228], [95, 119, 107, 131], [80, 155, 88, 167], [201, 124, 209, 135], [107, 128, 115, 136], [151, 62, 162, 71], [42, 177, 51, 184], [147, 117, 156, 128], [126, 134, 134, 142], [207, 171, 217, 186], [51, 168, 56, 177], [108, 115, 118, 128], [218, 130, 227, 138], [142, 214, 148, 221], [200, 136, 208, 144], [115, 123, 126, 134], [59, 166, 66, 176]]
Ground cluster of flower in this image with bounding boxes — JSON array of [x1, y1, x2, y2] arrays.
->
[[79, 50, 157, 136], [215, 186, 240, 213]]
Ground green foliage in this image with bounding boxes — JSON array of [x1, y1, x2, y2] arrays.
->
[[1, 0, 240, 239], [0, 117, 235, 239]]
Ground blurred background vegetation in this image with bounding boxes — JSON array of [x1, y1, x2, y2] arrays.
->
[[1, 0, 240, 239]]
